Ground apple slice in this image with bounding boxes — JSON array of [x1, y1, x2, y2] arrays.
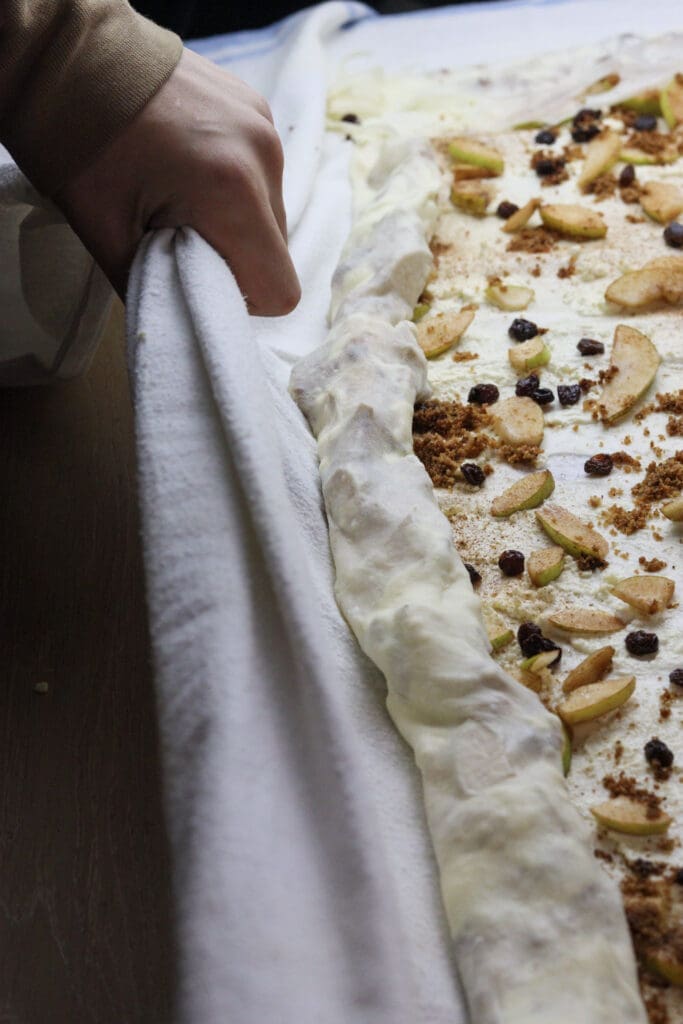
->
[[661, 75, 683, 128], [520, 649, 561, 673], [508, 336, 550, 373], [451, 181, 491, 216], [486, 282, 534, 312], [591, 796, 671, 835], [539, 203, 607, 239], [622, 89, 662, 116], [562, 723, 572, 776], [490, 396, 544, 447], [489, 627, 514, 651], [502, 197, 540, 234], [452, 162, 497, 181], [605, 257, 683, 309], [546, 608, 625, 635], [662, 495, 683, 521], [578, 129, 622, 190], [583, 72, 620, 96], [536, 503, 609, 562], [416, 307, 476, 359], [527, 546, 565, 587], [490, 469, 554, 518], [562, 645, 615, 693], [412, 302, 430, 322], [597, 324, 660, 424], [448, 138, 504, 175], [611, 575, 675, 614], [558, 675, 635, 724], [639, 181, 683, 223], [517, 667, 542, 692], [620, 143, 678, 166], [644, 952, 683, 987]]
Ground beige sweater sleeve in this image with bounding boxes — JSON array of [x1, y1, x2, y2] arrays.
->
[[0, 0, 183, 196]]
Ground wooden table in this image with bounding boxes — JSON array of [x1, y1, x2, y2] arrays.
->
[[0, 301, 176, 1023]]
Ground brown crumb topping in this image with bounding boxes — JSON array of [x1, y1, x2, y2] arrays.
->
[[506, 227, 560, 253], [622, 191, 644, 208], [557, 257, 577, 278], [585, 172, 618, 200], [625, 129, 675, 160], [611, 450, 642, 472], [530, 148, 568, 185], [452, 350, 479, 362], [667, 415, 683, 437], [603, 772, 662, 816], [497, 443, 542, 466], [601, 452, 683, 534], [412, 399, 494, 488], [640, 556, 667, 573], [656, 390, 683, 415]]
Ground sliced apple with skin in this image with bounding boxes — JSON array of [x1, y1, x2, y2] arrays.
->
[[416, 307, 476, 358], [518, 667, 542, 692], [622, 89, 662, 116], [448, 138, 504, 175], [612, 575, 675, 614], [662, 495, 683, 521], [591, 795, 671, 836], [597, 324, 660, 424], [490, 469, 554, 518], [661, 75, 683, 128], [451, 162, 497, 181], [508, 336, 550, 373], [558, 675, 635, 725], [583, 72, 620, 96], [412, 302, 430, 322], [644, 953, 683, 987], [546, 608, 625, 635], [639, 181, 683, 223], [502, 197, 540, 234], [620, 143, 678, 166], [490, 396, 544, 447], [540, 203, 607, 240], [527, 546, 565, 587], [451, 181, 491, 216], [489, 627, 514, 651], [578, 129, 622, 190], [605, 257, 683, 309], [521, 649, 561, 673], [486, 282, 534, 312], [562, 645, 615, 693], [562, 723, 572, 776], [536, 503, 609, 562]]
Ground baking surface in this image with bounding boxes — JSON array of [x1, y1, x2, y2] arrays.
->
[[0, 302, 175, 1022]]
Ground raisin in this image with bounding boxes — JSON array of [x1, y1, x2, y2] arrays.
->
[[534, 128, 557, 145], [572, 123, 600, 143], [498, 549, 525, 576], [618, 164, 635, 188], [515, 373, 540, 397], [535, 157, 562, 177], [577, 337, 604, 356], [558, 383, 581, 406], [676, 869, 683, 886], [584, 453, 613, 476], [496, 200, 519, 219], [626, 630, 658, 656], [461, 462, 485, 486], [670, 668, 683, 687], [517, 622, 542, 648], [644, 737, 674, 768], [508, 318, 538, 341], [468, 383, 499, 405], [465, 563, 481, 587], [571, 108, 601, 143], [520, 633, 562, 660], [634, 113, 657, 132], [664, 222, 683, 249], [531, 387, 554, 406], [341, 113, 360, 124]]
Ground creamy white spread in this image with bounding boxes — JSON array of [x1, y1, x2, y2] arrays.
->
[[286, 40, 677, 1013]]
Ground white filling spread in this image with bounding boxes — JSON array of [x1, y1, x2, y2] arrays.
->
[[290, 33, 683, 1024]]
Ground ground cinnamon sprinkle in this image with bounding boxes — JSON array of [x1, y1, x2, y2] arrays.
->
[[506, 226, 559, 253]]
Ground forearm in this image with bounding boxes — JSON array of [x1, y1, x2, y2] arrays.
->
[[0, 0, 182, 195]]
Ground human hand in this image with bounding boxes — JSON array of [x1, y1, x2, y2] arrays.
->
[[55, 48, 301, 315]]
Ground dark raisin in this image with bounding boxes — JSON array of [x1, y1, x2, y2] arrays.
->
[[467, 383, 499, 405], [517, 621, 542, 648], [465, 563, 481, 587], [534, 128, 557, 145], [515, 373, 540, 397], [618, 164, 636, 188], [676, 868, 683, 886], [341, 113, 360, 124], [508, 318, 538, 341], [577, 337, 605, 356], [531, 387, 554, 406], [572, 123, 600, 143], [496, 200, 519, 220], [634, 113, 657, 132], [535, 157, 562, 177], [461, 462, 485, 486], [632, 858, 657, 878], [626, 630, 659, 656], [670, 668, 683, 687], [574, 107, 602, 121], [521, 633, 562, 660], [644, 737, 674, 769], [558, 383, 581, 406], [571, 108, 601, 143], [584, 453, 613, 476], [498, 549, 525, 576], [664, 221, 683, 249]]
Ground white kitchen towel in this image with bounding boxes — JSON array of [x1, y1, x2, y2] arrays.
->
[[5, 2, 683, 1022]]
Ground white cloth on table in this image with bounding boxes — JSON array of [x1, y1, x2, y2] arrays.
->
[[3, 1, 683, 1021]]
